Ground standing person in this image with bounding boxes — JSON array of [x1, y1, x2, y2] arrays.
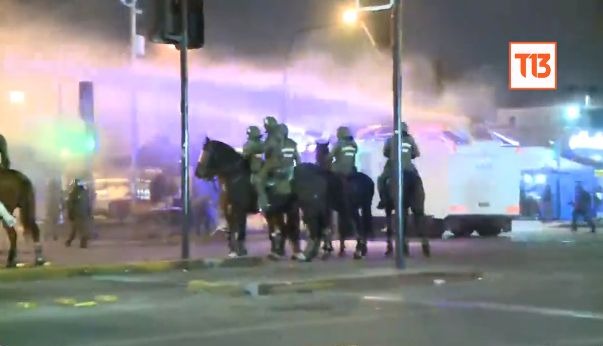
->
[[65, 178, 93, 248], [45, 178, 63, 241], [571, 182, 596, 233], [540, 184, 553, 221]]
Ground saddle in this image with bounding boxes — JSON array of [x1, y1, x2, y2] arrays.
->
[[266, 167, 293, 195]]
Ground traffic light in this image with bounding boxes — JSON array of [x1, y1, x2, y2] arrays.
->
[[147, 0, 205, 49]]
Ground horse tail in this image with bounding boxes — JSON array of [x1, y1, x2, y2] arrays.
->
[[19, 176, 39, 240]]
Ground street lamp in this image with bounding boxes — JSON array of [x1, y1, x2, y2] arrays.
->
[[8, 90, 25, 104], [280, 8, 360, 123], [342, 8, 360, 25]]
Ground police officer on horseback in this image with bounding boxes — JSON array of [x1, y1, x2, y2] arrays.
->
[[377, 122, 420, 209], [0, 134, 16, 228], [279, 124, 301, 172], [256, 116, 286, 212], [328, 126, 358, 176], [243, 125, 264, 212]]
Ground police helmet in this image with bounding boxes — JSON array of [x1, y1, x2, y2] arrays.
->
[[246, 125, 262, 139], [263, 116, 278, 131], [336, 126, 352, 140], [279, 123, 289, 138]]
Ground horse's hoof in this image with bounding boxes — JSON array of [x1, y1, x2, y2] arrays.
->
[[227, 252, 238, 259], [353, 251, 364, 260], [267, 253, 282, 261], [292, 252, 306, 261], [34, 257, 48, 266], [321, 252, 331, 261], [338, 250, 346, 258]]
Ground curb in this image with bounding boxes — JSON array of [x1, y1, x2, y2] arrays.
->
[[186, 270, 483, 296], [0, 256, 264, 283]]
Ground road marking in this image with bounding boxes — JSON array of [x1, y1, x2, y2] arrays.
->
[[81, 312, 396, 346], [95, 295, 119, 303], [362, 295, 603, 321]]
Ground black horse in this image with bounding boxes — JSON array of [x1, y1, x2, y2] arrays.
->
[[0, 169, 46, 267], [315, 142, 375, 259], [195, 138, 329, 261], [382, 169, 430, 257]]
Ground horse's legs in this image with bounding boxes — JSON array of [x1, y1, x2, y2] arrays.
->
[[412, 191, 430, 258], [321, 211, 334, 260], [225, 211, 238, 257], [353, 209, 366, 260], [5, 225, 17, 268], [266, 213, 285, 259], [337, 212, 347, 257], [301, 212, 321, 262], [286, 208, 302, 256], [236, 212, 248, 256], [385, 207, 394, 257]]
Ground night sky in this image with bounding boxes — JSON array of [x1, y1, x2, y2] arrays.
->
[[2, 0, 603, 107]]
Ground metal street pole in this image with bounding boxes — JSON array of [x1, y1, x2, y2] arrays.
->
[[120, 0, 141, 213], [391, 0, 405, 269], [179, 0, 191, 260]]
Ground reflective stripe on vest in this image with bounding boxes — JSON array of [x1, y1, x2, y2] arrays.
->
[[282, 147, 295, 158], [401, 142, 412, 153], [342, 146, 357, 157]]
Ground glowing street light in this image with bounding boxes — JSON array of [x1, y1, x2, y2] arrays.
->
[[8, 90, 25, 104], [342, 8, 359, 25], [565, 105, 581, 121]]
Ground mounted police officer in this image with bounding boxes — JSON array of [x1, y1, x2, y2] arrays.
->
[[328, 126, 358, 176], [0, 134, 16, 228], [377, 122, 420, 209], [256, 116, 285, 212], [242, 125, 264, 212], [279, 124, 301, 173], [328, 126, 359, 241]]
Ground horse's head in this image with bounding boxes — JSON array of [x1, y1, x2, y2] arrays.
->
[[315, 141, 330, 158], [195, 137, 243, 180]]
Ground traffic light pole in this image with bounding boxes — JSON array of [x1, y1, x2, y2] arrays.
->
[[391, 0, 405, 269], [179, 0, 191, 260]]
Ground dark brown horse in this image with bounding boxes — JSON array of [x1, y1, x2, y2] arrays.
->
[[383, 169, 430, 257], [315, 142, 375, 259], [0, 169, 46, 267]]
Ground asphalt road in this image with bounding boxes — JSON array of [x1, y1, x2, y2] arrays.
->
[[2, 227, 603, 346]]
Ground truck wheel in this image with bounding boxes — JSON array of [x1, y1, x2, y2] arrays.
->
[[477, 226, 501, 237]]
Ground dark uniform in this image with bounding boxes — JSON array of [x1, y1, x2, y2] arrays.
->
[[572, 182, 596, 233], [328, 126, 358, 176], [377, 122, 420, 209], [256, 116, 286, 211], [45, 178, 63, 240], [65, 179, 92, 248], [243, 125, 264, 212], [279, 123, 301, 174], [0, 134, 10, 169]]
